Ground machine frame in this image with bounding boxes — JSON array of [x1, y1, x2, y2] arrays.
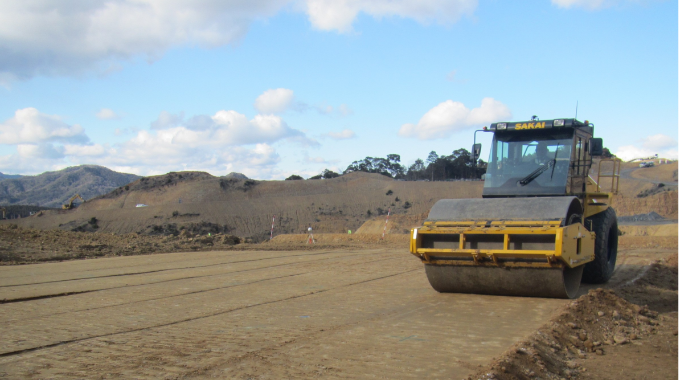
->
[[409, 118, 621, 298]]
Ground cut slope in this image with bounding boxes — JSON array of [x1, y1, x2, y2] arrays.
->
[[9, 171, 483, 241]]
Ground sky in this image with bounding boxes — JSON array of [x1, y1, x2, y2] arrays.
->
[[0, 0, 677, 179]]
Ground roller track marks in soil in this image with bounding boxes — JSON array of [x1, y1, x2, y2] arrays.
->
[[0, 249, 354, 288], [0, 249, 341, 280], [196, 274, 480, 379], [0, 290, 98, 305], [0, 255, 401, 322], [0, 251, 384, 304], [0, 268, 419, 358]]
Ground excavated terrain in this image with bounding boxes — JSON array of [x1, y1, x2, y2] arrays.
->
[[0, 162, 677, 379], [0, 240, 676, 379]]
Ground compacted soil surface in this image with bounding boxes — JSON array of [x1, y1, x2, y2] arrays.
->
[[0, 232, 676, 379]]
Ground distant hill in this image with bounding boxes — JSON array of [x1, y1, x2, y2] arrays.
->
[[0, 165, 140, 208], [0, 172, 22, 180], [223, 172, 248, 180]]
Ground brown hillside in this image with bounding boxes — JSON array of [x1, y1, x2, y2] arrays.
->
[[9, 172, 483, 241], [6, 161, 677, 243], [612, 190, 678, 219], [355, 213, 427, 234], [631, 161, 678, 182]]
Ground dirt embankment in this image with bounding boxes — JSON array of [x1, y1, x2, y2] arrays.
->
[[619, 224, 677, 236], [617, 223, 678, 250], [355, 213, 427, 234], [2, 221, 675, 265], [612, 190, 678, 220], [0, 224, 245, 264], [5, 172, 483, 241], [6, 162, 676, 242], [0, 222, 415, 265], [470, 254, 678, 380]]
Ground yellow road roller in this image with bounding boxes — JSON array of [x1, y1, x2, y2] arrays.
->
[[409, 118, 620, 298]]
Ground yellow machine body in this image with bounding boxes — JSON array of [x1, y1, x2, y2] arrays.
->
[[62, 194, 85, 210], [410, 220, 595, 269], [409, 149, 621, 298]]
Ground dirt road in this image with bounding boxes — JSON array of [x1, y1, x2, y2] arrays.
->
[[0, 247, 674, 379]]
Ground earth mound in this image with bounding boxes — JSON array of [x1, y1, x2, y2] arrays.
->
[[470, 255, 678, 380], [95, 171, 215, 200], [223, 172, 249, 179]]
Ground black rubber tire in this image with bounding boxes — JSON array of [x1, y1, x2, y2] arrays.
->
[[582, 207, 618, 284]]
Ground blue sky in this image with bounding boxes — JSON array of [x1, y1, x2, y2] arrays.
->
[[0, 0, 677, 179]]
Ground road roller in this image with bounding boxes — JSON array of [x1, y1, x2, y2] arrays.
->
[[409, 118, 621, 298]]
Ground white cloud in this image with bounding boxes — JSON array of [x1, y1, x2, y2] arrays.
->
[[551, 0, 608, 9], [304, 155, 328, 163], [0, 1, 477, 80], [212, 111, 303, 145], [399, 97, 512, 140], [615, 134, 679, 161], [150, 111, 184, 129], [63, 144, 110, 157], [224, 144, 280, 167], [314, 103, 353, 117], [53, 134, 284, 177], [254, 88, 296, 114], [642, 134, 677, 150], [445, 69, 467, 84], [17, 143, 65, 159], [327, 129, 356, 139], [254, 88, 353, 118], [85, 109, 308, 175], [123, 110, 305, 151], [550, 0, 652, 10], [305, 0, 477, 33], [102, 140, 282, 177], [0, 105, 315, 178], [0, 108, 89, 144], [0, 0, 290, 80], [615, 146, 678, 161], [337, 104, 353, 116], [0, 153, 67, 175], [96, 108, 120, 120], [286, 135, 322, 147], [316, 104, 335, 115]]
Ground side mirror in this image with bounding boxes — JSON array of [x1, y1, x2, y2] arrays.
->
[[589, 138, 603, 156], [471, 143, 482, 163]]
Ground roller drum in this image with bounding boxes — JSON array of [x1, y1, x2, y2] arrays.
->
[[425, 265, 584, 299], [427, 196, 582, 224]]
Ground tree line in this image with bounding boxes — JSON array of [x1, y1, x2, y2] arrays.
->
[[286, 148, 487, 181]]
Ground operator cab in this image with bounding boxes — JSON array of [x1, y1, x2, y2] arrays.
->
[[480, 118, 602, 198]]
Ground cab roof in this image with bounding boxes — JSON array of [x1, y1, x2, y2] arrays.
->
[[488, 118, 591, 132]]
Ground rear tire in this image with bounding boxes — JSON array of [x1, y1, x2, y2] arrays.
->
[[582, 207, 618, 284]]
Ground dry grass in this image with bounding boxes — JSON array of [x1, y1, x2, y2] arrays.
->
[[7, 172, 483, 240]]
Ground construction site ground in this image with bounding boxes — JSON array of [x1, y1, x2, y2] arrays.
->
[[0, 162, 676, 379], [0, 228, 676, 379]]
